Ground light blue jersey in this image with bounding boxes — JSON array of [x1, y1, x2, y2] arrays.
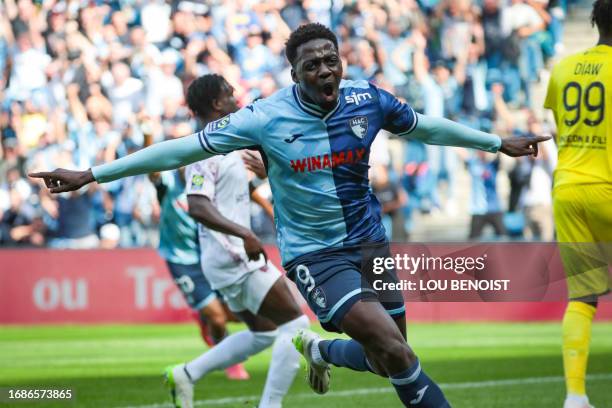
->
[[157, 170, 200, 265], [198, 80, 418, 265], [93, 80, 501, 265]]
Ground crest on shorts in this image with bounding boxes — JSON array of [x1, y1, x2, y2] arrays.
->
[[310, 287, 327, 308], [348, 116, 368, 139], [208, 115, 230, 132]]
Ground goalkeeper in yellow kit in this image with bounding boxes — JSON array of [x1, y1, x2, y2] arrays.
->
[[544, 1, 611, 407]]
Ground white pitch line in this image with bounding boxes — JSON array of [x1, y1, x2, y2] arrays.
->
[[116, 373, 612, 408]]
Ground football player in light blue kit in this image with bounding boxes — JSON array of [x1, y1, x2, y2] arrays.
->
[[32, 23, 549, 407]]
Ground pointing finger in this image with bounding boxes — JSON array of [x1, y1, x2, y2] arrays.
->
[[28, 172, 53, 179], [531, 135, 552, 143]]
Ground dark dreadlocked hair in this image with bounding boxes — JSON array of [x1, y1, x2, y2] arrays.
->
[[591, 0, 612, 35], [285, 23, 339, 66], [186, 74, 227, 118]]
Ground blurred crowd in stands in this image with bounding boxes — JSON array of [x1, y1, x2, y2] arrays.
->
[[0, 0, 570, 248]]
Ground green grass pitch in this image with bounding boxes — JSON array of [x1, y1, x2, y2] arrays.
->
[[1, 322, 611, 407]]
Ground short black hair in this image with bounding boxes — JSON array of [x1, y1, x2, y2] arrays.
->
[[186, 74, 227, 118], [285, 23, 338, 66], [591, 0, 612, 35]]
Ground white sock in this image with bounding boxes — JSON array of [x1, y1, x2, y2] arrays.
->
[[310, 338, 326, 366], [186, 329, 277, 382], [259, 315, 310, 408]]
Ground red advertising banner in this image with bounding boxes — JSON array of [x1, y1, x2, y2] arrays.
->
[[1, 247, 611, 324], [1, 248, 193, 324], [0, 246, 313, 324]]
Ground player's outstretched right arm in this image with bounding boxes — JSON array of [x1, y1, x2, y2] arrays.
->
[[30, 132, 212, 193]]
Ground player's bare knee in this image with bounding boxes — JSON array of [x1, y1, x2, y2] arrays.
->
[[259, 278, 304, 324], [286, 302, 304, 320], [382, 338, 413, 366], [360, 330, 390, 353], [271, 300, 303, 324], [364, 334, 415, 369], [203, 308, 227, 330]]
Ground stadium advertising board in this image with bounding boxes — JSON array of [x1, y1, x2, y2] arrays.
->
[[2, 244, 611, 324]]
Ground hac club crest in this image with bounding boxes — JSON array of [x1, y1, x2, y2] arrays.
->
[[349, 116, 368, 139], [310, 287, 327, 308]]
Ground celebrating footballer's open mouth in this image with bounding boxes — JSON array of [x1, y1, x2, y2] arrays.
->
[[319, 80, 339, 107]]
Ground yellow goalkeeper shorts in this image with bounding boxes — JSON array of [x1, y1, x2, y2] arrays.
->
[[553, 183, 612, 299]]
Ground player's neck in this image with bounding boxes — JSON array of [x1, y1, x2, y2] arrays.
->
[[597, 35, 612, 47], [202, 112, 224, 126]]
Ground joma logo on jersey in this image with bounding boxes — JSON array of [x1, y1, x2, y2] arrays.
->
[[284, 133, 304, 143], [289, 147, 367, 173], [345, 91, 372, 105]]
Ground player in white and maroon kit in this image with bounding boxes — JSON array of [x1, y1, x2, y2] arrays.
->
[[164, 74, 309, 408]]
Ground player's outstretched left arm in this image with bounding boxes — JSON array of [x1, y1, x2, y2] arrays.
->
[[30, 132, 212, 193], [410, 113, 550, 157]]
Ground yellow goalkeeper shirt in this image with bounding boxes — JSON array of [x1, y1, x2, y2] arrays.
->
[[544, 44, 611, 188]]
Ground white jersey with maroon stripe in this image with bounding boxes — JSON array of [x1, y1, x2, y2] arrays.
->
[[185, 151, 265, 289]]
